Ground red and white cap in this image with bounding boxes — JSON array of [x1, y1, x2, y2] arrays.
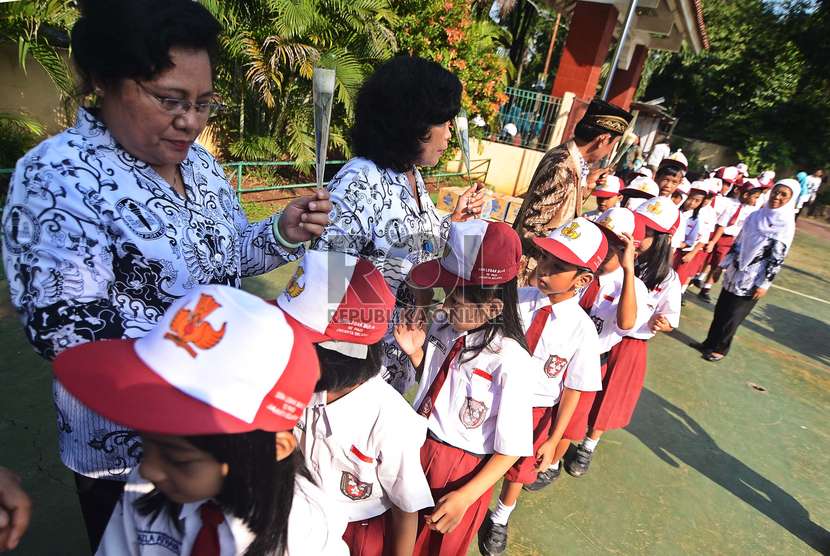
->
[[707, 177, 724, 195], [659, 150, 688, 171], [675, 178, 692, 198], [593, 175, 623, 198], [740, 177, 765, 192], [532, 217, 609, 273], [53, 285, 319, 435], [716, 166, 741, 184], [622, 176, 659, 199], [636, 167, 654, 179], [688, 180, 710, 195], [758, 171, 776, 188], [594, 207, 645, 243], [634, 196, 681, 235], [736, 162, 749, 176], [277, 250, 395, 355], [409, 220, 521, 288]]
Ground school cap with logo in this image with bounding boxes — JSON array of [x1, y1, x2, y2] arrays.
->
[[675, 178, 692, 199], [409, 220, 522, 288], [594, 206, 645, 243], [532, 217, 609, 273], [740, 177, 765, 193], [636, 167, 654, 179], [706, 177, 724, 195], [736, 162, 749, 176], [622, 176, 659, 199], [593, 175, 623, 198], [758, 171, 776, 189], [659, 150, 688, 172], [716, 166, 741, 184], [277, 250, 395, 355], [53, 285, 319, 435], [688, 180, 710, 195], [634, 196, 681, 235]]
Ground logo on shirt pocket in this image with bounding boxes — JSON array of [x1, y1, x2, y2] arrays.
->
[[544, 355, 568, 378], [340, 470, 373, 500], [459, 397, 488, 429], [591, 315, 604, 334]]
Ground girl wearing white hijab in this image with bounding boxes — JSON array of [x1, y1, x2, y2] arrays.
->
[[693, 179, 798, 361]]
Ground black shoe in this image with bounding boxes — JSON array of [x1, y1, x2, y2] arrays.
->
[[690, 277, 702, 289], [680, 295, 687, 307], [522, 464, 561, 492], [565, 444, 595, 477], [689, 341, 708, 352], [478, 513, 508, 556], [698, 289, 713, 303]]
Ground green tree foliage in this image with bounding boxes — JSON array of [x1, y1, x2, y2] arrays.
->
[[643, 0, 830, 173]]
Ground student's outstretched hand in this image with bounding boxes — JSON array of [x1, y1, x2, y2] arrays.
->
[[424, 490, 472, 534], [393, 319, 427, 358], [535, 439, 557, 472], [0, 467, 32, 552], [620, 233, 636, 271]]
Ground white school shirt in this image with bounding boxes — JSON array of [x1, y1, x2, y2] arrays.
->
[[2, 108, 300, 479], [295, 375, 434, 522], [697, 204, 719, 241], [710, 194, 732, 221], [628, 270, 682, 340], [679, 210, 703, 252], [97, 469, 349, 556], [584, 266, 651, 354], [672, 210, 689, 249], [716, 200, 757, 237], [517, 289, 602, 406], [411, 325, 534, 457]]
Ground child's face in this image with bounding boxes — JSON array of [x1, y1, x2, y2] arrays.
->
[[139, 434, 228, 504], [743, 190, 762, 206], [671, 192, 685, 205], [657, 175, 680, 197], [595, 195, 620, 212], [682, 194, 704, 211], [441, 287, 503, 332], [534, 252, 591, 296], [636, 228, 656, 255]]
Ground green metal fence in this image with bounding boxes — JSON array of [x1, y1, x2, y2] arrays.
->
[[495, 87, 562, 151]]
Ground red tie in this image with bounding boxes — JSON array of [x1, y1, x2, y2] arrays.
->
[[579, 278, 601, 312], [418, 335, 465, 418], [525, 305, 552, 354], [191, 501, 224, 556], [727, 204, 742, 226]]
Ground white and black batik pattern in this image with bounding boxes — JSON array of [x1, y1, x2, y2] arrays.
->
[[2, 108, 300, 479], [313, 157, 450, 393], [721, 237, 788, 297]]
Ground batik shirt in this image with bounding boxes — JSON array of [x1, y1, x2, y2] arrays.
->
[[721, 237, 789, 296], [2, 108, 300, 478], [312, 157, 450, 393]]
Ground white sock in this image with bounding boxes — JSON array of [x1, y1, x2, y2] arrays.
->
[[582, 436, 599, 452], [695, 272, 707, 281], [681, 284, 689, 294], [701, 283, 712, 291], [490, 500, 516, 526], [548, 460, 560, 471]]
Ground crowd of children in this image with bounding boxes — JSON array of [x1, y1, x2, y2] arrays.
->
[[6, 154, 797, 556]]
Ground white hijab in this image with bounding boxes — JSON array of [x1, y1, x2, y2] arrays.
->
[[736, 179, 798, 270]]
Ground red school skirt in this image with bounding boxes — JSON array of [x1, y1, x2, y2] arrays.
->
[[343, 512, 390, 556], [557, 357, 608, 441], [588, 337, 648, 431], [505, 405, 555, 484], [413, 436, 493, 556], [673, 250, 705, 285], [709, 235, 735, 269]]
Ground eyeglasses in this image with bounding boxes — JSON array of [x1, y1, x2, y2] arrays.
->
[[135, 81, 226, 118]]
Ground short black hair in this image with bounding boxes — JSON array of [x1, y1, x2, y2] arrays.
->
[[351, 55, 462, 172], [656, 165, 684, 180], [314, 342, 383, 392], [71, 0, 221, 94]]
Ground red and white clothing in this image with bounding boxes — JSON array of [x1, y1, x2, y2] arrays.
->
[[97, 468, 349, 556], [671, 210, 689, 249], [716, 199, 757, 237], [628, 270, 682, 340], [295, 375, 434, 523], [583, 267, 651, 354], [678, 210, 704, 251], [516, 288, 602, 407], [673, 212, 706, 283], [411, 326, 534, 457]]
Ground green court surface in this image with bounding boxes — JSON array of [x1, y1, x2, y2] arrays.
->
[[1, 220, 828, 555]]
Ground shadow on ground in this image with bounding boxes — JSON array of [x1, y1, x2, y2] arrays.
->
[[744, 304, 830, 367], [628, 389, 830, 553]]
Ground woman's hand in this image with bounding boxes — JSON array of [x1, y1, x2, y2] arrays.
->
[[451, 182, 486, 222], [424, 489, 474, 534], [620, 233, 637, 272], [752, 287, 768, 300], [278, 189, 333, 244], [0, 467, 31, 552]]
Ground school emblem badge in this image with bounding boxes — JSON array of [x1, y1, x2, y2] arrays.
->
[[284, 266, 305, 298], [340, 471, 373, 500], [459, 397, 487, 429], [597, 216, 614, 231], [561, 221, 581, 240], [544, 355, 568, 378], [646, 202, 662, 215], [163, 294, 227, 357], [591, 315, 604, 334]]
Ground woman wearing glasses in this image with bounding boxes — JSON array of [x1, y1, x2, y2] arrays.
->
[[1, 0, 331, 550]]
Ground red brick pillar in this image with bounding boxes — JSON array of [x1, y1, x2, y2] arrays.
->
[[606, 44, 649, 110], [551, 1, 619, 100]]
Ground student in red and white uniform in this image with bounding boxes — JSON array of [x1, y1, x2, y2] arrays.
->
[[567, 197, 682, 477], [673, 182, 710, 293], [277, 250, 433, 556], [655, 150, 688, 198], [562, 208, 651, 477], [670, 178, 691, 248], [394, 220, 534, 556], [478, 217, 607, 556], [584, 175, 623, 221], [696, 179, 763, 303], [620, 175, 659, 212], [52, 285, 349, 556]]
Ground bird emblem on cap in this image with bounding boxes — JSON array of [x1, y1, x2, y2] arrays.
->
[[561, 221, 581, 240], [284, 266, 305, 298], [598, 216, 615, 231], [164, 294, 227, 358], [646, 203, 662, 215]]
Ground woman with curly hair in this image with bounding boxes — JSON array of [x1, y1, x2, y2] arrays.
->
[[314, 55, 485, 394]]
